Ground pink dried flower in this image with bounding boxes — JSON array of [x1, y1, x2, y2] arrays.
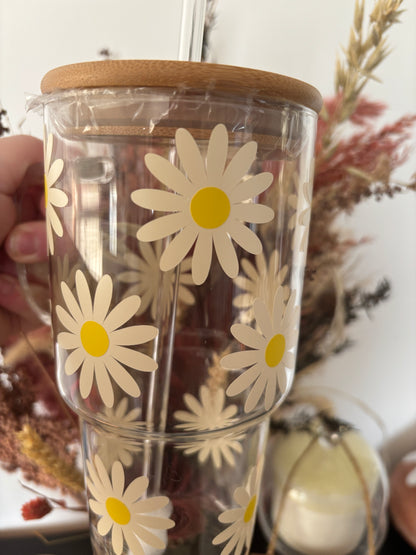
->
[[21, 497, 52, 520]]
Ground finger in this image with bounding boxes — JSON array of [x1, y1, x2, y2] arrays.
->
[[0, 192, 16, 244], [0, 273, 44, 345], [5, 221, 48, 263], [0, 135, 44, 195]]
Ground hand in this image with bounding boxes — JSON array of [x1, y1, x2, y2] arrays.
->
[[0, 135, 47, 346]]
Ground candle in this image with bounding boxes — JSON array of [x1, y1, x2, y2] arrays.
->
[[269, 429, 387, 555]]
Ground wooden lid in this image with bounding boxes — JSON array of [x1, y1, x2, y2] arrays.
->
[[41, 60, 322, 114]]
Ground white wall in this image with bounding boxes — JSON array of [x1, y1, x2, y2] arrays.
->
[[0, 0, 415, 462], [0, 0, 184, 133], [210, 0, 416, 463]]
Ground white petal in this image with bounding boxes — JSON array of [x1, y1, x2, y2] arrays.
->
[[111, 525, 123, 555], [245, 372, 268, 412], [75, 271, 93, 320], [159, 225, 198, 272], [94, 454, 113, 491], [213, 231, 238, 278], [144, 152, 194, 196], [48, 205, 64, 237], [264, 370, 277, 410], [61, 281, 84, 324], [79, 358, 95, 398], [64, 347, 85, 375], [206, 124, 228, 185], [253, 299, 273, 337], [176, 127, 207, 189], [93, 275, 112, 322], [222, 141, 257, 192], [111, 325, 158, 346], [227, 220, 263, 254], [232, 202, 274, 224], [111, 461, 125, 497], [221, 349, 260, 370], [229, 172, 273, 203], [131, 188, 186, 212], [95, 359, 114, 407], [57, 331, 80, 350], [97, 515, 113, 536], [137, 211, 188, 242], [104, 296, 141, 331], [105, 358, 141, 397], [230, 323, 265, 349], [47, 158, 64, 188], [226, 364, 262, 397], [49, 187, 68, 208], [123, 528, 145, 555], [192, 231, 212, 285], [56, 307, 79, 337], [112, 346, 157, 372], [123, 475, 148, 504]]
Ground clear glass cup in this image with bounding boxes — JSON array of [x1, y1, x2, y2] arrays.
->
[[82, 412, 269, 554], [31, 59, 322, 554]]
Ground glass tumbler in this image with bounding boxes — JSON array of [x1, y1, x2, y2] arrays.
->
[[34, 60, 321, 554]]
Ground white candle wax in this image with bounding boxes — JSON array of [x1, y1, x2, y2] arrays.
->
[[270, 430, 382, 555]]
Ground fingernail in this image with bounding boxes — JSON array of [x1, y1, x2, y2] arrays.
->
[[8, 229, 40, 258]]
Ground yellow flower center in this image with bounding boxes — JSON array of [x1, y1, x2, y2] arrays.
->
[[244, 495, 257, 523], [105, 497, 131, 525], [44, 174, 48, 207], [265, 334, 286, 367], [80, 321, 109, 357], [190, 187, 231, 229]]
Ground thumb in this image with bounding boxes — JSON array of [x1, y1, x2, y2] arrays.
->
[[5, 221, 48, 264]]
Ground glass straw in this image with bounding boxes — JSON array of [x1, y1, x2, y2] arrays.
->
[[144, 0, 207, 492], [178, 0, 207, 62]]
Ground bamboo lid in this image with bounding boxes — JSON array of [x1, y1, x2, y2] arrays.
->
[[41, 59, 322, 114]]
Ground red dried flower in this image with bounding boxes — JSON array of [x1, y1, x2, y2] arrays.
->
[[21, 497, 52, 520]]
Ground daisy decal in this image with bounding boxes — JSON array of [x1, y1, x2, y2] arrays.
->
[[174, 386, 243, 468], [97, 398, 144, 469], [221, 288, 299, 413], [118, 240, 195, 321], [213, 460, 263, 554], [288, 180, 312, 252], [56, 270, 158, 408], [44, 132, 68, 255], [233, 249, 289, 325], [86, 455, 175, 555], [131, 123, 275, 285]]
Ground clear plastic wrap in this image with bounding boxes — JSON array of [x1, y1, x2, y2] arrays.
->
[[34, 60, 321, 554]]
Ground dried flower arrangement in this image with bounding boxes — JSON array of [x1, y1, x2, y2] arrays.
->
[[0, 3, 414, 553], [296, 0, 415, 373]]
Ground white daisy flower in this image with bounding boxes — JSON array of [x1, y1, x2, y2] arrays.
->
[[131, 123, 274, 285], [56, 270, 158, 408], [174, 386, 244, 469], [44, 133, 68, 255], [118, 240, 195, 321], [212, 460, 263, 554], [97, 398, 145, 469], [86, 455, 175, 555], [288, 180, 312, 252], [221, 288, 299, 413], [233, 249, 289, 325]]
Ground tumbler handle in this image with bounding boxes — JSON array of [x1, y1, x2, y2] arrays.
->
[[15, 170, 52, 326], [16, 260, 51, 326]]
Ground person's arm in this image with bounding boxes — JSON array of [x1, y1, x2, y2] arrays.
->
[[0, 135, 47, 345]]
